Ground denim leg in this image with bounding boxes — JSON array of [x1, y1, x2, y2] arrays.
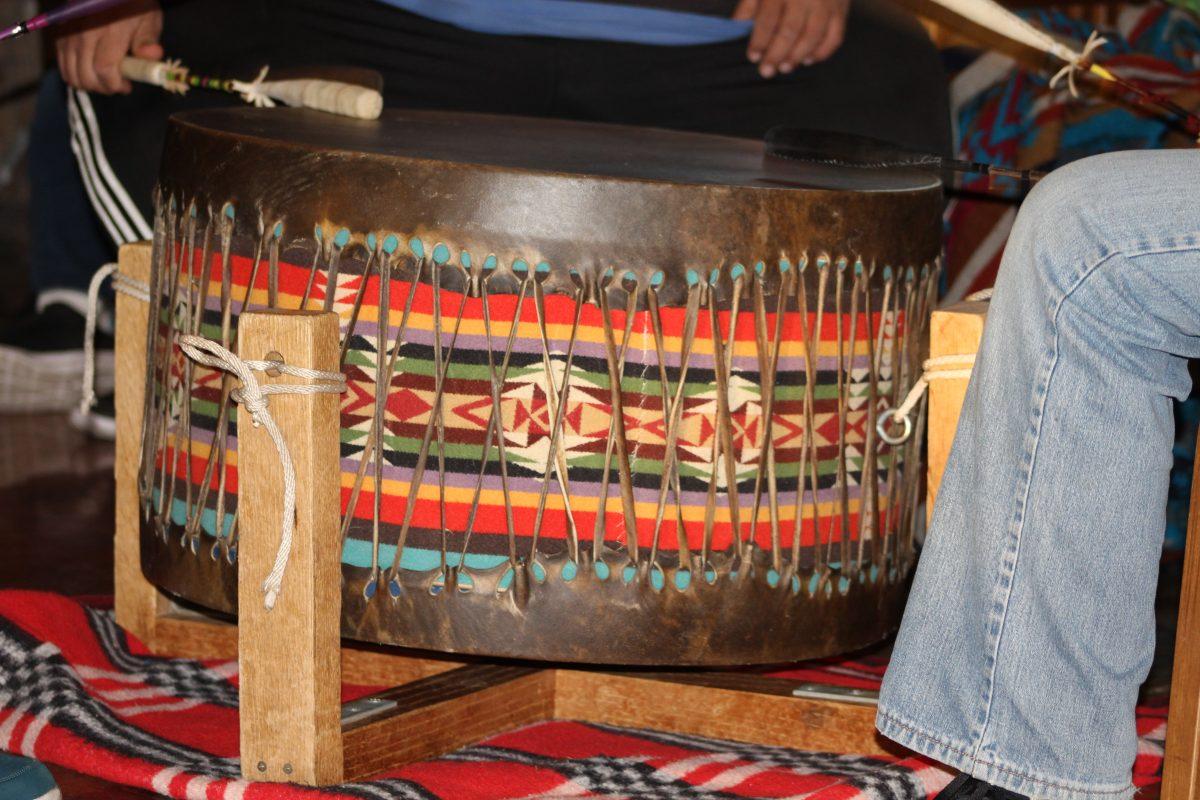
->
[[877, 150, 1200, 800]]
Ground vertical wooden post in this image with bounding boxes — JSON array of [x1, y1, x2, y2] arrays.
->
[[1162, 436, 1200, 800], [237, 310, 343, 785], [925, 300, 988, 523], [114, 242, 166, 644]]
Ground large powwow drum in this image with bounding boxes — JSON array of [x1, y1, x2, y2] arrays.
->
[[139, 108, 941, 665]]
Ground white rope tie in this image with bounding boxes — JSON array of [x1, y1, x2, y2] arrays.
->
[[877, 354, 978, 445], [1049, 30, 1108, 99], [80, 264, 152, 416], [877, 286, 995, 445], [177, 335, 345, 610]]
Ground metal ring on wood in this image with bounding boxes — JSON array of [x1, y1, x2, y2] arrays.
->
[[876, 412, 913, 446]]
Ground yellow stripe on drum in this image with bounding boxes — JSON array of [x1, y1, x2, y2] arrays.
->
[[336, 474, 868, 523], [218, 283, 887, 361]]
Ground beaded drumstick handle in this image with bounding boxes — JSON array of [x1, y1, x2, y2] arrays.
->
[[120, 56, 383, 120], [1, 0, 373, 119]]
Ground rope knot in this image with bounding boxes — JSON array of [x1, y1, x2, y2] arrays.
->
[[177, 333, 346, 610], [1050, 30, 1108, 99], [230, 386, 269, 425]]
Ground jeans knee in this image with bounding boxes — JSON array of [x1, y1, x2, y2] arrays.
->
[[1021, 151, 1165, 245], [1023, 153, 1126, 224], [1001, 154, 1127, 295]]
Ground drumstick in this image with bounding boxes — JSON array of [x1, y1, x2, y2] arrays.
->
[[0, 0, 132, 43], [120, 57, 383, 120], [764, 127, 1045, 189], [919, 0, 1200, 139], [0, 2, 382, 120]]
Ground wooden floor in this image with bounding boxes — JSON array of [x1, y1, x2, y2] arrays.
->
[[0, 415, 115, 596], [0, 413, 157, 798], [0, 411, 1176, 798]]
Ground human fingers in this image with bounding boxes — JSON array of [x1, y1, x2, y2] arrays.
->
[[785, 2, 829, 69], [94, 27, 133, 93], [74, 31, 104, 93], [809, 7, 846, 63], [732, 0, 759, 20], [56, 37, 79, 89], [132, 41, 163, 59], [130, 8, 163, 55], [760, 0, 809, 76], [746, 0, 784, 68]]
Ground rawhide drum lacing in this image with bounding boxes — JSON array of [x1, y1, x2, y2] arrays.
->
[[138, 108, 941, 665]]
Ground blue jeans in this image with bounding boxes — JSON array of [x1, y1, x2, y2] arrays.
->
[[877, 149, 1200, 799]]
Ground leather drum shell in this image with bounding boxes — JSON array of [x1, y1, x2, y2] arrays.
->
[[140, 107, 941, 665]]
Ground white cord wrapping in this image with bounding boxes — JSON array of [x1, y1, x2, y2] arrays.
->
[[877, 287, 995, 445], [918, 0, 1103, 94], [1049, 30, 1109, 99], [177, 335, 346, 610], [81, 263, 152, 416], [120, 57, 189, 94], [877, 354, 978, 446], [893, 355, 977, 422]]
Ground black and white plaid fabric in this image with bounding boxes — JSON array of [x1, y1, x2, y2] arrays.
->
[[86, 608, 238, 709], [443, 723, 925, 800], [0, 599, 942, 799], [0, 617, 239, 777]]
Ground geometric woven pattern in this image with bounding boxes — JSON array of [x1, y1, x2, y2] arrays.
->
[[146, 243, 934, 588]]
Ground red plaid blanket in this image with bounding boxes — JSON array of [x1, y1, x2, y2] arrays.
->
[[0, 591, 1166, 799]]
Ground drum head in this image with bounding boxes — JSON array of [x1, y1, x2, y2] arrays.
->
[[182, 107, 938, 192]]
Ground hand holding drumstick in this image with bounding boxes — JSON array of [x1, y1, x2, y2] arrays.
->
[[55, 0, 162, 94]]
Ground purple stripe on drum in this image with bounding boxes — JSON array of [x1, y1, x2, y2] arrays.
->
[[202, 297, 893, 374], [334, 455, 871, 510]]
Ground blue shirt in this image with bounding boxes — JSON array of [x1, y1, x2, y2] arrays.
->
[[377, 0, 752, 45]]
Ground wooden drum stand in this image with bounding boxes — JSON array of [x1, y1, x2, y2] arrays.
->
[[111, 241, 1200, 792], [112, 242, 904, 785]]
